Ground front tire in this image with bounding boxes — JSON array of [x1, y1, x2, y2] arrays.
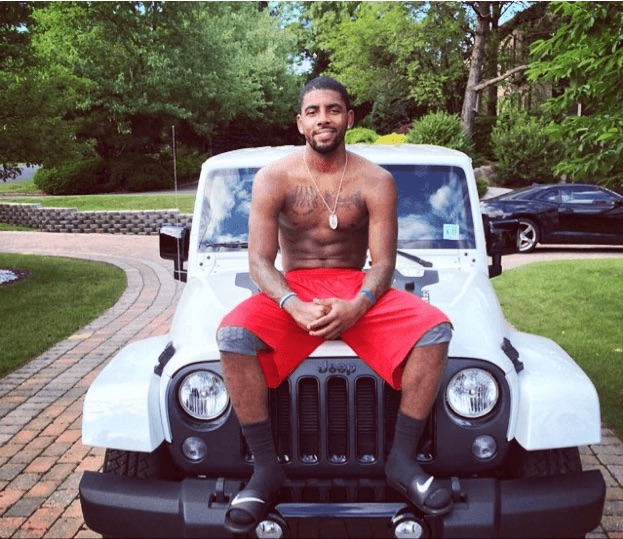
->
[[513, 446, 582, 477], [103, 448, 162, 479], [517, 218, 539, 253], [504, 446, 587, 538]]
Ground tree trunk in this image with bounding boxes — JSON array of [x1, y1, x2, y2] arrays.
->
[[461, 2, 491, 136]]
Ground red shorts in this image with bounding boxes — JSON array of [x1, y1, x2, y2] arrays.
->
[[218, 268, 450, 389]]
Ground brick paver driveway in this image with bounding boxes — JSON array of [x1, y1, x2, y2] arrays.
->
[[0, 232, 621, 538]]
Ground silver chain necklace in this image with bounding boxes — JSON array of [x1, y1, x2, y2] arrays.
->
[[303, 150, 349, 230]]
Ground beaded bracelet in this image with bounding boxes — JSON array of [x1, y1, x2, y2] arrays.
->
[[359, 289, 375, 305], [279, 291, 297, 309]]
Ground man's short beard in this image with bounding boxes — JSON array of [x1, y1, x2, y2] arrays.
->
[[307, 132, 344, 155]]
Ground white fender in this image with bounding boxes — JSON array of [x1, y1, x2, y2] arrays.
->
[[509, 330, 601, 450], [82, 335, 169, 452]]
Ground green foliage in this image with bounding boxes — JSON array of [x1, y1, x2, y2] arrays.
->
[[472, 116, 497, 161], [490, 104, 561, 187], [172, 148, 204, 184], [33, 158, 109, 195], [374, 133, 407, 145], [109, 155, 172, 193], [528, 2, 623, 188], [32, 149, 201, 195], [23, 2, 300, 185], [405, 112, 473, 154], [345, 127, 379, 144], [0, 3, 87, 174], [300, 2, 468, 133], [476, 177, 489, 199]]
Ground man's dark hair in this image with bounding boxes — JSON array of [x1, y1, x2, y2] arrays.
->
[[298, 76, 351, 112]]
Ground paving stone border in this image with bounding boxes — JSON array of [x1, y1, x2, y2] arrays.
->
[[0, 203, 192, 235]]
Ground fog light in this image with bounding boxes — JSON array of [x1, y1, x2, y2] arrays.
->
[[255, 519, 284, 539], [394, 518, 424, 539], [472, 434, 497, 461], [181, 436, 207, 462]]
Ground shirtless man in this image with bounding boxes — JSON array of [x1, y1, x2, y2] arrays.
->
[[217, 76, 453, 534]]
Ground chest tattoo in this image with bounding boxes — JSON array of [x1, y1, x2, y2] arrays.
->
[[288, 186, 363, 209], [288, 185, 318, 214]]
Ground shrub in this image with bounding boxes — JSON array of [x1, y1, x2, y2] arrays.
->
[[374, 133, 407, 145], [490, 107, 562, 187], [472, 115, 497, 162], [405, 112, 473, 155], [33, 158, 108, 195], [109, 154, 172, 193], [476, 177, 489, 198], [345, 127, 379, 144], [171, 149, 204, 184]]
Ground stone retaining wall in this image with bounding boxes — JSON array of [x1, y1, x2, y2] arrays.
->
[[0, 202, 192, 235]]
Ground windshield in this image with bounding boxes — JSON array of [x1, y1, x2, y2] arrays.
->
[[198, 164, 475, 252]]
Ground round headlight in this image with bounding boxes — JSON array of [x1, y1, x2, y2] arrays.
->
[[446, 368, 499, 419], [178, 371, 229, 420]]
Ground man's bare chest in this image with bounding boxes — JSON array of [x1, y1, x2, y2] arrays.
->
[[282, 184, 368, 231]]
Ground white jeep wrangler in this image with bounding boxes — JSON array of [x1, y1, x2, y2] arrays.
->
[[79, 145, 605, 538]]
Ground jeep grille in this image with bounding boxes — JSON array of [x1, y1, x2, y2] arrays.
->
[[242, 368, 434, 469], [239, 361, 436, 503]]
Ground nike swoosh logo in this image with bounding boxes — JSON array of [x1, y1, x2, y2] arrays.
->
[[231, 496, 265, 506], [415, 476, 434, 494]]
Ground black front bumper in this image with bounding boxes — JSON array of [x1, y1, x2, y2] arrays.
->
[[79, 470, 605, 538]]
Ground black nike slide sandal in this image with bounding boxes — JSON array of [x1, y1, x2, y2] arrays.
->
[[224, 488, 275, 534], [387, 474, 453, 516]]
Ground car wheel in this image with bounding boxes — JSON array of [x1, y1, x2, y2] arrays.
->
[[103, 448, 161, 479], [505, 446, 587, 538], [517, 218, 539, 253], [514, 446, 582, 477], [103, 446, 182, 481]]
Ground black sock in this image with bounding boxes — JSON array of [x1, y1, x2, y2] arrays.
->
[[386, 411, 451, 510], [386, 411, 426, 481], [229, 419, 285, 525], [242, 418, 285, 490]]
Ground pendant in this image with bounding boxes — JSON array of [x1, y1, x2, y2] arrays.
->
[[329, 213, 338, 230]]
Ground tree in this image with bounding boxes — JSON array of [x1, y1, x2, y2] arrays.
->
[[0, 2, 81, 180], [460, 1, 536, 136], [528, 2, 623, 188], [292, 1, 545, 140], [297, 1, 470, 133], [29, 1, 300, 185]]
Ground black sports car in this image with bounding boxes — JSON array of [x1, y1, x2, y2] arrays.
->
[[480, 183, 623, 252]]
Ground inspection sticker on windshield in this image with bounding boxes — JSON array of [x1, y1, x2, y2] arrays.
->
[[443, 224, 460, 240]]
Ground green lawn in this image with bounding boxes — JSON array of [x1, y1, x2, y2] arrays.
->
[[0, 223, 35, 231], [0, 179, 196, 213], [493, 258, 623, 440], [1, 193, 195, 214], [0, 178, 40, 195], [0, 253, 127, 377]]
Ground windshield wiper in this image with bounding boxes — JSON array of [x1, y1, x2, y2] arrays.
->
[[204, 241, 249, 249], [396, 250, 433, 268]]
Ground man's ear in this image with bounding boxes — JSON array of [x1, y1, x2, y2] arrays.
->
[[296, 114, 304, 135], [347, 109, 355, 129]]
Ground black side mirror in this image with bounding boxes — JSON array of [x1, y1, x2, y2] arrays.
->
[[160, 224, 190, 282], [483, 217, 519, 278]]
